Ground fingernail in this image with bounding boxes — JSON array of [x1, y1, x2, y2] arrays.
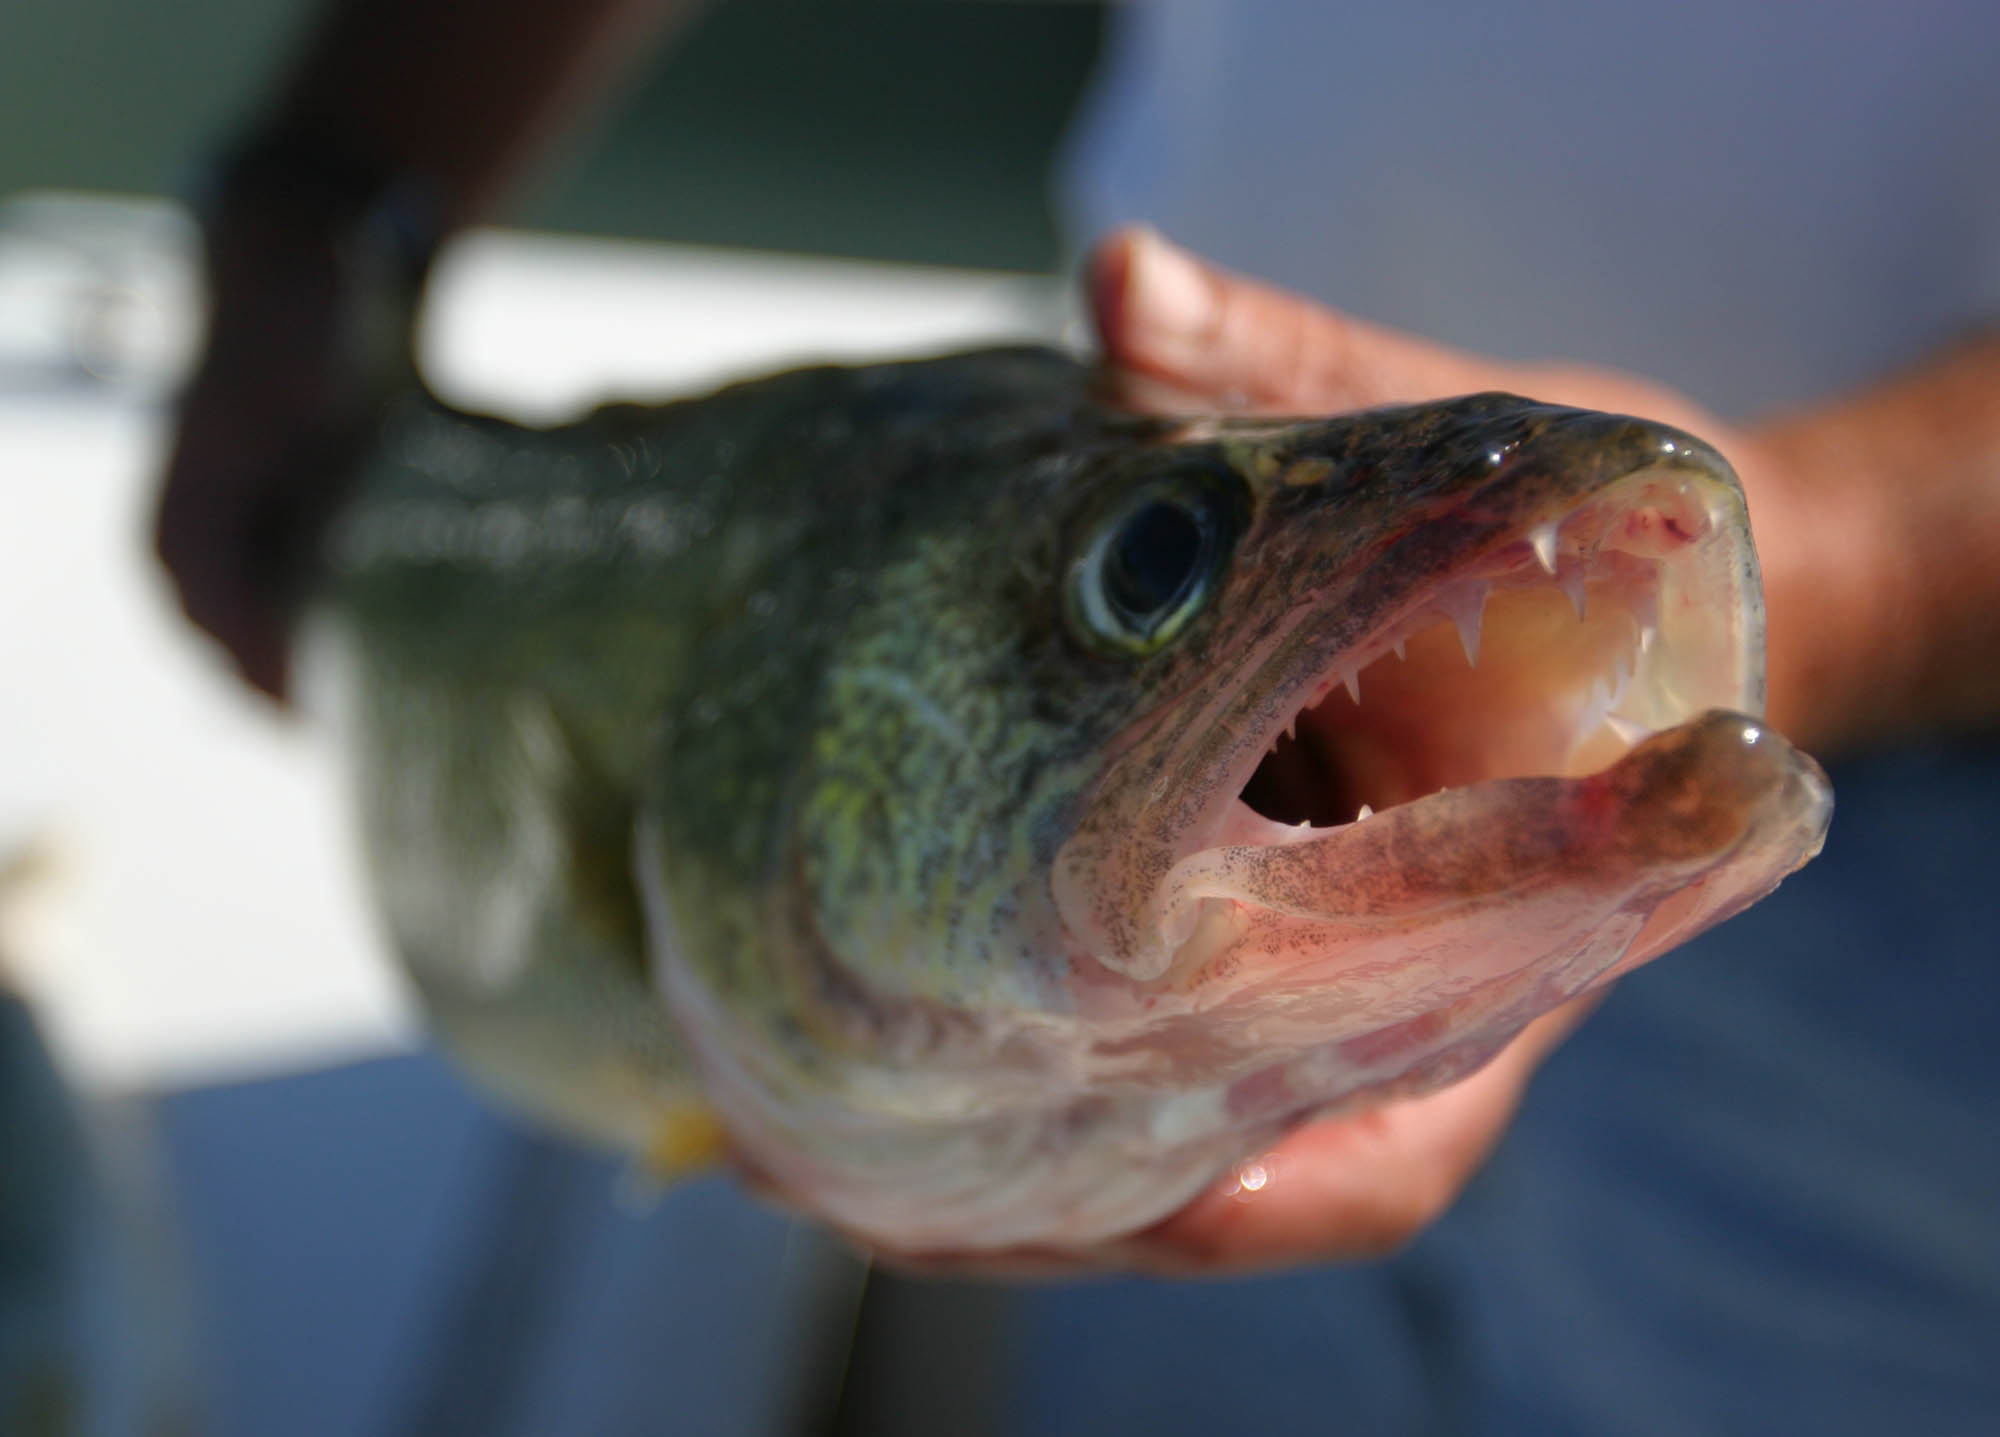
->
[[1124, 226, 1215, 344]]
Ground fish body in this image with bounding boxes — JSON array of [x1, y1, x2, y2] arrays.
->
[[312, 347, 1830, 1252]]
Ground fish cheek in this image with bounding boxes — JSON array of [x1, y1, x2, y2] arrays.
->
[[793, 611, 1119, 1010]]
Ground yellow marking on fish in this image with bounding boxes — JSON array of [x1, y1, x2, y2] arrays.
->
[[1222, 440, 1283, 484], [644, 1103, 731, 1179], [1281, 457, 1335, 488]]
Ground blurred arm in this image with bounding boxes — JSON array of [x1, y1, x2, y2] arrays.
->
[[156, 0, 712, 699], [262, 0, 709, 228]]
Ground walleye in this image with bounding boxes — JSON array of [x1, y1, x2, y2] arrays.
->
[[311, 347, 1831, 1253]]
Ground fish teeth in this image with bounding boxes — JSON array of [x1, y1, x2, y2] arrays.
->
[[1559, 567, 1588, 621], [1528, 521, 1560, 575], [1340, 665, 1361, 704], [1392, 636, 1407, 662], [1631, 584, 1660, 639], [1442, 582, 1487, 666], [1355, 803, 1374, 821]]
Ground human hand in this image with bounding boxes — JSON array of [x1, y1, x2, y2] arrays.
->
[[956, 225, 1830, 1276], [883, 998, 1595, 1277], [154, 171, 421, 700]]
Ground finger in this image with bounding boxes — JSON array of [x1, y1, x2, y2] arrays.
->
[[1089, 226, 1506, 412], [841, 996, 1603, 1280], [1112, 994, 1603, 1274], [877, 1059, 1540, 1280]]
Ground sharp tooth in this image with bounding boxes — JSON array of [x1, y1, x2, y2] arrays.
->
[[1355, 803, 1374, 821], [1443, 583, 1487, 666], [1392, 636, 1407, 662], [1529, 521, 1560, 575], [1631, 584, 1659, 637], [1455, 612, 1481, 667], [1605, 712, 1653, 746], [1559, 567, 1587, 621], [1340, 665, 1361, 704]]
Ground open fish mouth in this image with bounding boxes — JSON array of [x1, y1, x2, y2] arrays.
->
[[1229, 463, 1749, 844], [1059, 427, 1829, 1085]]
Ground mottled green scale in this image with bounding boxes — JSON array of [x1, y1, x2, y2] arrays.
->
[[320, 348, 1176, 1143]]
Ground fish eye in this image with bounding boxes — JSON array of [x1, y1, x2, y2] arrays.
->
[[1067, 473, 1244, 657]]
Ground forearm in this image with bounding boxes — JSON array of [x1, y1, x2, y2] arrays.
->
[[161, 0, 713, 698], [249, 0, 711, 226], [1746, 331, 2000, 753]]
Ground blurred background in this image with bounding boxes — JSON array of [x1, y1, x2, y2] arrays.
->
[[5, 4, 1102, 1434], [4, 1, 1998, 1435], [4, 3, 1106, 1433]]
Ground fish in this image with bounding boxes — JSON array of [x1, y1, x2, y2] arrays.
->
[[305, 345, 1832, 1254]]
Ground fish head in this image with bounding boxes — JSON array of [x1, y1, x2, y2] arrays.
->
[[1044, 393, 1830, 1089], [678, 376, 1831, 1248]]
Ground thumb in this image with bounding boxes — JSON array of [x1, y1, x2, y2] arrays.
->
[[1090, 226, 1506, 413]]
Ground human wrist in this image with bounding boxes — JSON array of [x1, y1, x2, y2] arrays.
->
[[189, 121, 443, 412], [1740, 412, 1949, 754], [196, 123, 445, 286]]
